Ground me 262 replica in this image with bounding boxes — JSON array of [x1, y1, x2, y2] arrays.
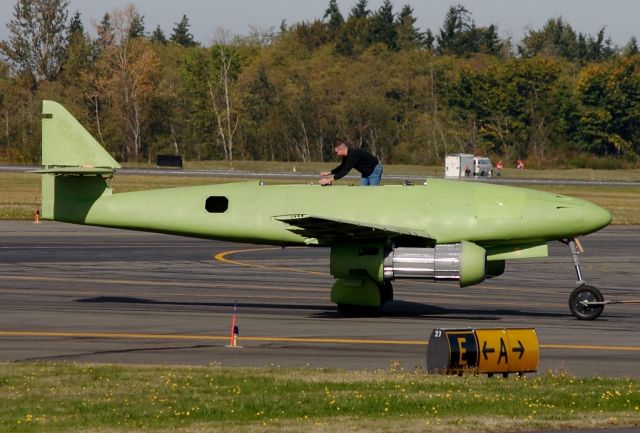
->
[[36, 101, 613, 320]]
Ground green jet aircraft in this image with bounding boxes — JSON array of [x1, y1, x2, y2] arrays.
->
[[36, 101, 613, 320]]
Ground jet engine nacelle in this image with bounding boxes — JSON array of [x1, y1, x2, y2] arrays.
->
[[330, 241, 487, 287], [383, 241, 487, 287]]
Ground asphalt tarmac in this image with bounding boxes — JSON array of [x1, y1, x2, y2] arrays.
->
[[1, 221, 639, 378]]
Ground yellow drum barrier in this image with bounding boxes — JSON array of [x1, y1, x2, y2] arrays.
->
[[426, 328, 539, 376]]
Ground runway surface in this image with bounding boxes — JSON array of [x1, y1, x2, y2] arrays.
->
[[1, 221, 639, 377]]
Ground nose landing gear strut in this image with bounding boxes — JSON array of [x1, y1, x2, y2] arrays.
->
[[562, 238, 640, 320], [562, 238, 604, 320]]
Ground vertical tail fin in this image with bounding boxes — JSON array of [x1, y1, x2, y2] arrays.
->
[[42, 100, 120, 169], [39, 101, 119, 222]]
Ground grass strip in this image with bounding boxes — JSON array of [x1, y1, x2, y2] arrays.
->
[[0, 362, 638, 433]]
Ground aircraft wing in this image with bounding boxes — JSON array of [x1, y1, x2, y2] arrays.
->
[[273, 214, 432, 243]]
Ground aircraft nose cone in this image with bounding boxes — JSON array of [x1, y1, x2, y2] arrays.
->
[[583, 201, 611, 234]]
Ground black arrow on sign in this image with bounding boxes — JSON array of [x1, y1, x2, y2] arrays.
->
[[482, 341, 495, 360], [512, 340, 525, 359]]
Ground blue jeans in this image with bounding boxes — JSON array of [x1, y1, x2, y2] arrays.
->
[[360, 163, 383, 186]]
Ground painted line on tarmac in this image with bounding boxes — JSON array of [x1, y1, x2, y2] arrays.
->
[[0, 274, 216, 288], [214, 247, 327, 276], [214, 248, 554, 295], [2, 331, 640, 352], [212, 248, 594, 310], [0, 331, 423, 346], [0, 243, 207, 249], [541, 344, 640, 351], [214, 248, 554, 299]]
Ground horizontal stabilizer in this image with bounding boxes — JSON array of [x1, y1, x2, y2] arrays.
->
[[274, 214, 432, 242], [31, 166, 116, 175]]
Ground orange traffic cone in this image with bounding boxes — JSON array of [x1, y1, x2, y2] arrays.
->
[[225, 301, 242, 348]]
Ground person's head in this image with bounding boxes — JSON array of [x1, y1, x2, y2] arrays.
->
[[334, 141, 348, 157]]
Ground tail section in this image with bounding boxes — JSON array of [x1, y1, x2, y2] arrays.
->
[[38, 101, 119, 222]]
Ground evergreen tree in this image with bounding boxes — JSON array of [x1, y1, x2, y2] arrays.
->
[[279, 19, 288, 34], [479, 24, 502, 55], [395, 4, 424, 50], [424, 29, 435, 51], [128, 12, 146, 39], [519, 18, 577, 59], [588, 29, 615, 61], [323, 0, 344, 36], [151, 25, 167, 44], [171, 14, 197, 47], [335, 27, 355, 56], [67, 10, 84, 42], [435, 5, 501, 57], [64, 10, 86, 62], [519, 18, 614, 63], [369, 0, 397, 49], [95, 13, 114, 51], [350, 0, 370, 19], [436, 5, 474, 56], [61, 10, 92, 86], [624, 36, 639, 56], [336, 0, 371, 56], [0, 0, 70, 84]]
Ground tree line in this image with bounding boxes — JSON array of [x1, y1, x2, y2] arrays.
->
[[1, 0, 639, 168]]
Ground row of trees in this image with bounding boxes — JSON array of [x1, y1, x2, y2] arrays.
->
[[1, 0, 639, 167]]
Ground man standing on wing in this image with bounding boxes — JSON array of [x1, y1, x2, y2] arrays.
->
[[319, 140, 383, 186]]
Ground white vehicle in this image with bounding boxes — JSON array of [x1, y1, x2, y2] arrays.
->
[[444, 154, 492, 178], [473, 156, 493, 177]]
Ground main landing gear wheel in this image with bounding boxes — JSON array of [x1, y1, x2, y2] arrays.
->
[[569, 284, 604, 320]]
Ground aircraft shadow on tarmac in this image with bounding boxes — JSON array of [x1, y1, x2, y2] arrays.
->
[[76, 296, 568, 320], [19, 343, 217, 364]]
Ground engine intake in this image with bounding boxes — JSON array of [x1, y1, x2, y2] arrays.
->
[[383, 241, 486, 287]]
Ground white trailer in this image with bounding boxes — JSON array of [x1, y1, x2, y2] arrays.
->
[[444, 153, 474, 178], [445, 154, 493, 178]]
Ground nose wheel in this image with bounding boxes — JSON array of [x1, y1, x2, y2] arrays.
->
[[562, 238, 605, 320], [569, 284, 604, 320]]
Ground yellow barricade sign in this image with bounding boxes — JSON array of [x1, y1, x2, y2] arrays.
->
[[505, 328, 539, 373], [427, 328, 539, 376]]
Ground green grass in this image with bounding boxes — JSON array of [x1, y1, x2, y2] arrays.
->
[[0, 173, 42, 221], [0, 363, 638, 433], [2, 170, 639, 224], [491, 167, 640, 182], [132, 159, 640, 181]]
